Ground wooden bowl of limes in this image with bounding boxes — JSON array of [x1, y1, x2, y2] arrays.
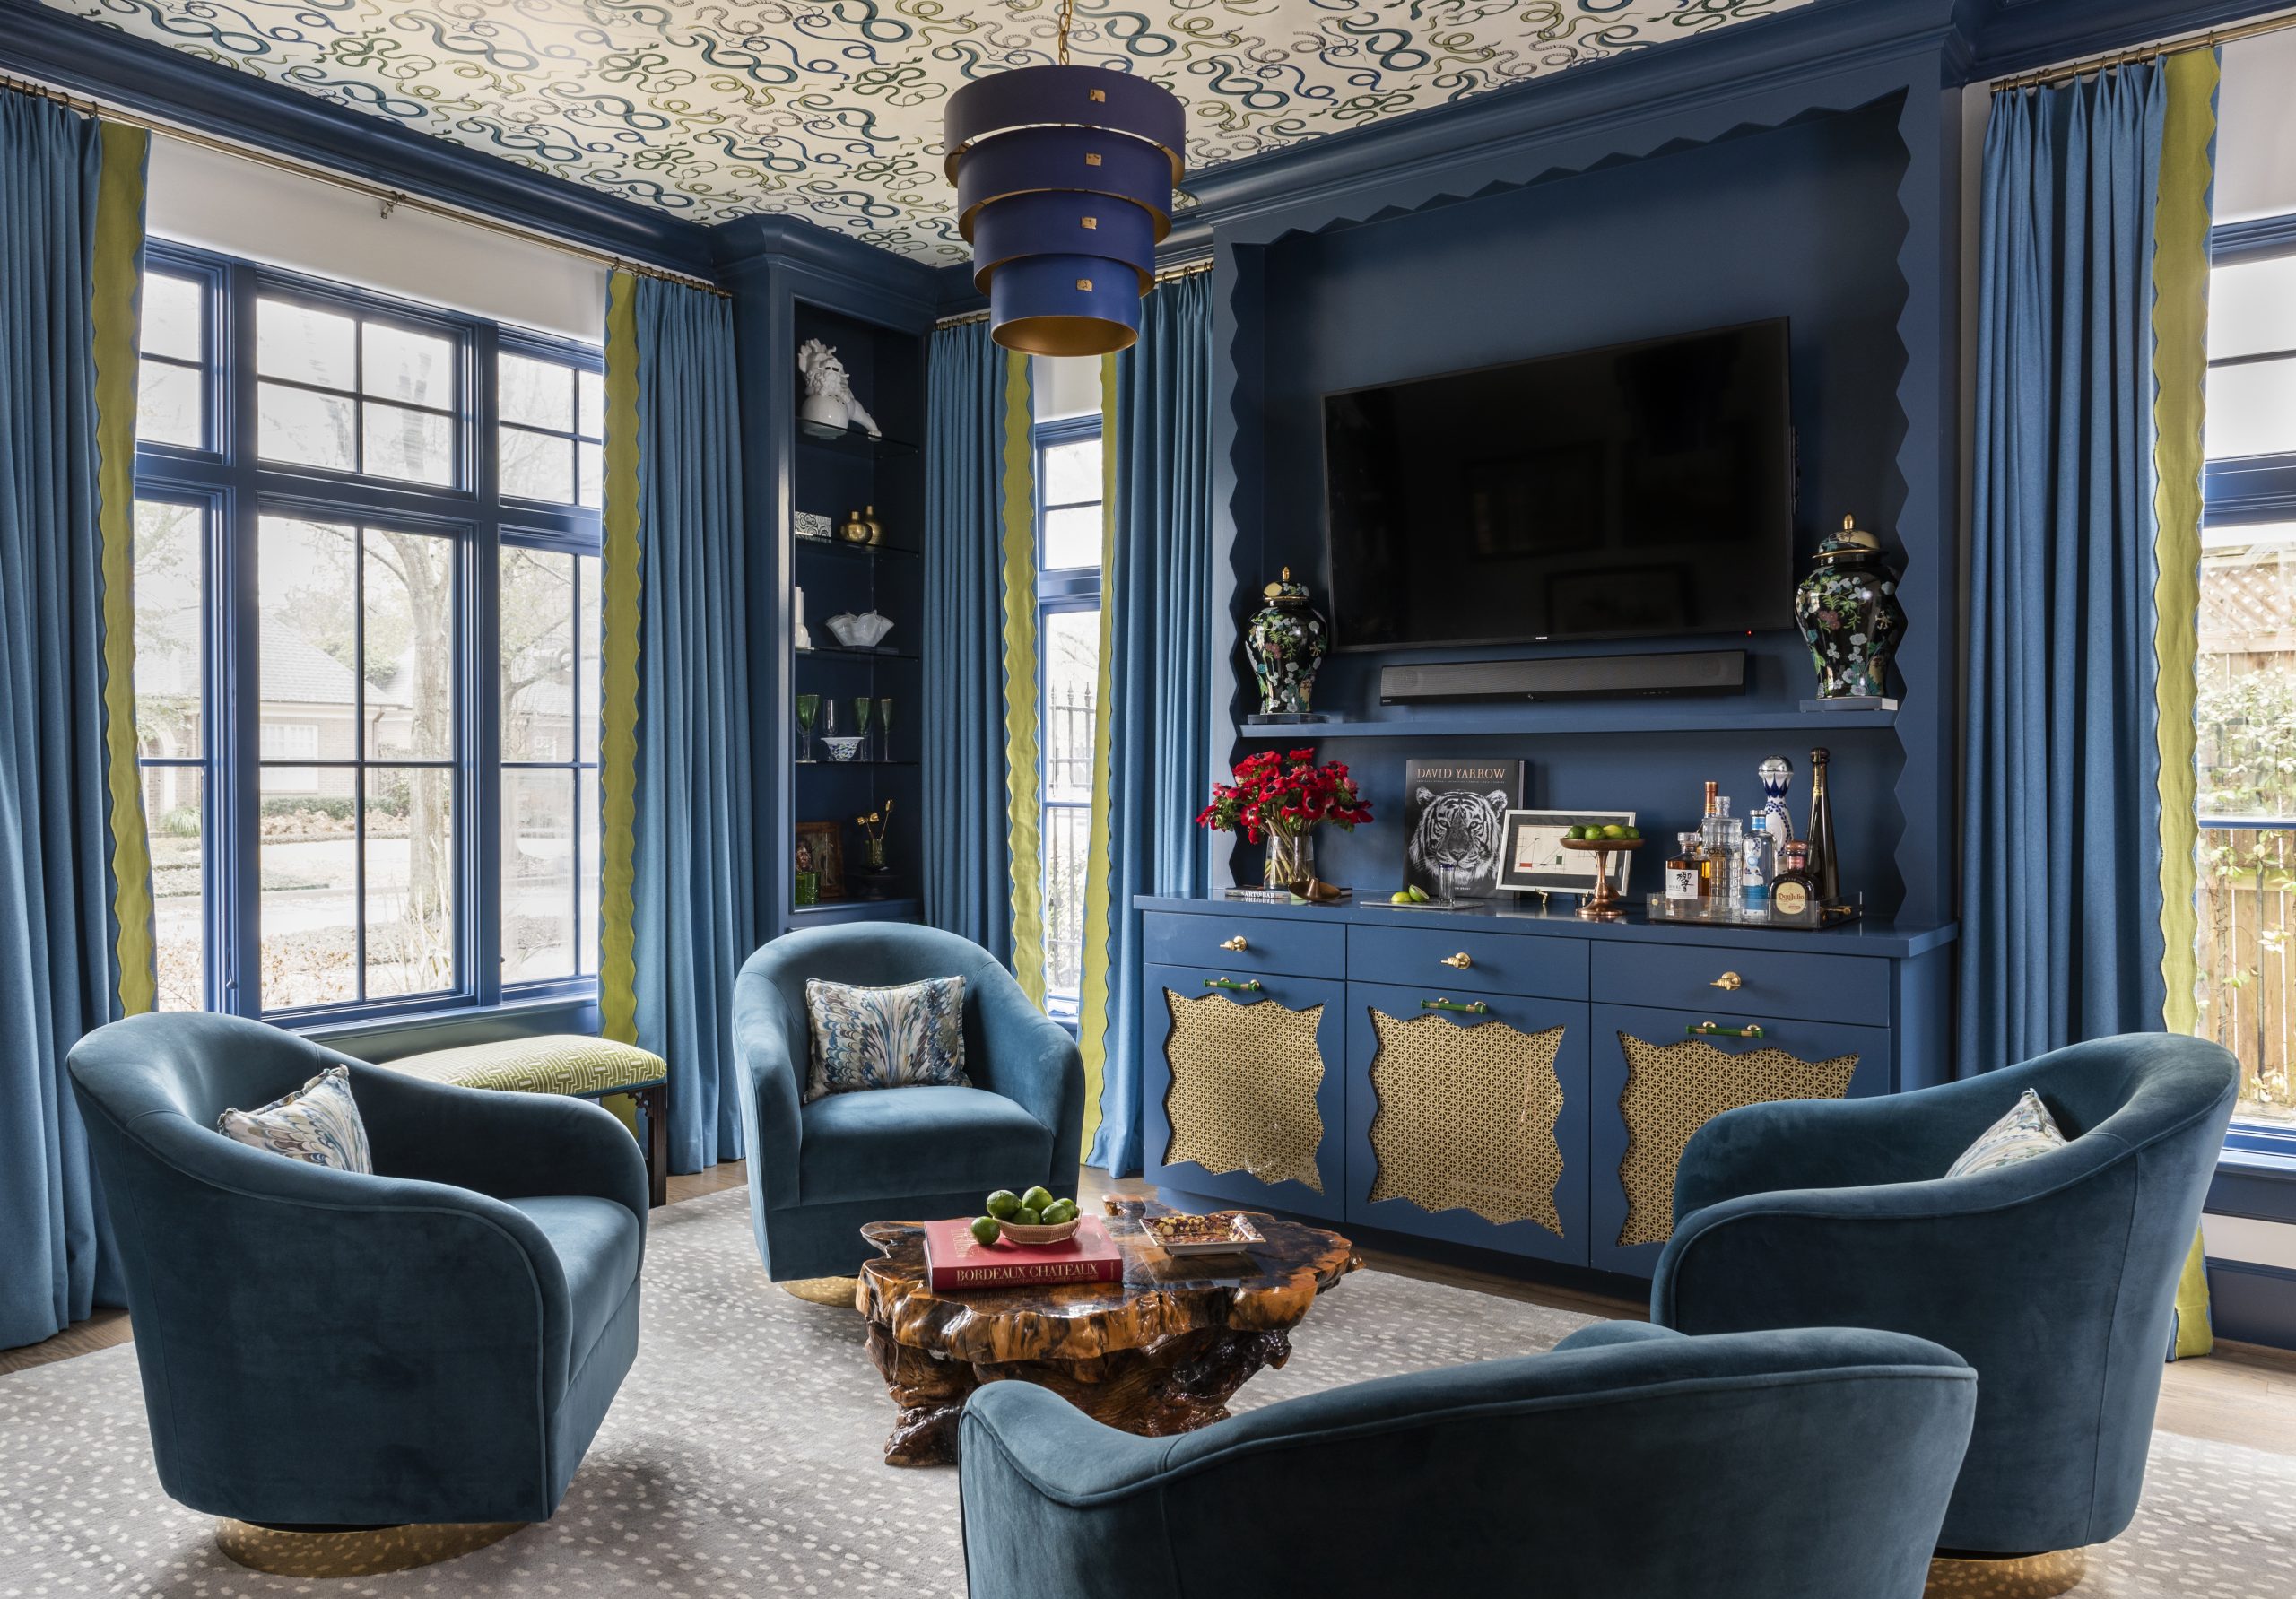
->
[[973, 1186, 1083, 1247]]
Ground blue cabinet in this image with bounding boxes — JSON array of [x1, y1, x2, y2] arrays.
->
[[1135, 897, 1955, 1281], [1140, 961, 1350, 1221], [1344, 981, 1590, 1267]]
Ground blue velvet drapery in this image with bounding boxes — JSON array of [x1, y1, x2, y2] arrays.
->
[[922, 318, 1015, 964], [1959, 68, 2170, 1074], [628, 276, 756, 1171], [0, 92, 125, 1348], [1088, 274, 1213, 1175]]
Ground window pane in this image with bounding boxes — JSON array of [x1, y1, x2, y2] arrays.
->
[[364, 528, 456, 760], [258, 299, 357, 389], [2212, 257, 2296, 362], [1042, 439, 1102, 506], [259, 517, 359, 740], [1043, 608, 1099, 803], [367, 767, 454, 997], [362, 400, 455, 485], [144, 765, 204, 1011], [578, 552, 602, 759], [501, 768, 576, 983], [259, 762, 360, 1011], [133, 500, 204, 748], [2207, 357, 2296, 461], [1043, 505, 1102, 570], [500, 352, 573, 430], [578, 440, 604, 508], [579, 368, 605, 439], [500, 546, 575, 759], [138, 360, 203, 448], [363, 322, 454, 409], [1044, 804, 1088, 1007], [141, 273, 204, 363], [500, 426, 574, 503], [259, 381, 358, 471], [578, 771, 600, 975]]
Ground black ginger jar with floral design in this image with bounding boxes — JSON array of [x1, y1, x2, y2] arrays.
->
[[1245, 568, 1329, 721], [1795, 515, 1906, 703]]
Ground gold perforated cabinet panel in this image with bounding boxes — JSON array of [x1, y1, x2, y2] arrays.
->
[[1366, 1012, 1567, 1233], [1615, 1034, 1858, 1248], [1161, 989, 1326, 1194]]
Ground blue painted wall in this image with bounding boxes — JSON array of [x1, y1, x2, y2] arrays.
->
[[1233, 100, 1920, 911]]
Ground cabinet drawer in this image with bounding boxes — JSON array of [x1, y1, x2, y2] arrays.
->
[[1347, 925, 1587, 1000], [1143, 910, 1346, 978], [1590, 942, 1890, 1027]]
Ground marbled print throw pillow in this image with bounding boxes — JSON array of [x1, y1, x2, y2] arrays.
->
[[216, 1065, 372, 1173], [1944, 1088, 2067, 1178], [804, 976, 969, 1103]]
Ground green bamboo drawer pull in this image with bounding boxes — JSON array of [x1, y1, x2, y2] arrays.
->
[[1421, 997, 1492, 1016], [1204, 977, 1264, 994], [1687, 1021, 1765, 1039]]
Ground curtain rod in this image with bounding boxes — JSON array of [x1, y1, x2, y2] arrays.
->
[[1993, 4, 2296, 91], [935, 255, 1215, 329], [0, 68, 731, 299]]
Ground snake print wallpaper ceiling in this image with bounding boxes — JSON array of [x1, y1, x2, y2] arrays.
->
[[41, 1, 1815, 259]]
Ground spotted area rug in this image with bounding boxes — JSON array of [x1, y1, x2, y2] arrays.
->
[[2, 1187, 2292, 1597]]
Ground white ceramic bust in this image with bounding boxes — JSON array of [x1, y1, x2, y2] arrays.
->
[[797, 339, 882, 438]]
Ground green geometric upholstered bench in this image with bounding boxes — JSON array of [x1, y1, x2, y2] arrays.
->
[[377, 1035, 670, 1208]]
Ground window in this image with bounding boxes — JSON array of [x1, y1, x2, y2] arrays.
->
[[132, 243, 604, 1022], [1035, 411, 1104, 1018], [2194, 235, 2296, 1128]]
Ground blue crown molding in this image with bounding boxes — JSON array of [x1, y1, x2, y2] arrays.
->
[[1969, 0, 2294, 77], [710, 214, 940, 317], [0, 0, 718, 277]]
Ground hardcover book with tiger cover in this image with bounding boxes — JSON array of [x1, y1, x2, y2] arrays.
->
[[1403, 759, 1525, 900], [921, 1217, 1125, 1290]]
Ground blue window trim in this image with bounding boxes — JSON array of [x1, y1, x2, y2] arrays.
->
[[135, 239, 604, 1030], [1033, 413, 1103, 1021]]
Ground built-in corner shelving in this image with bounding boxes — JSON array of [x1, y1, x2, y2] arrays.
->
[[786, 300, 926, 929]]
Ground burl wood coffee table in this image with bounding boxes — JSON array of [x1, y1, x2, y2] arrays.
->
[[855, 1197, 1357, 1466]]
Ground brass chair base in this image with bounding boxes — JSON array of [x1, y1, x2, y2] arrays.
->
[[1926, 1548, 2088, 1598], [215, 1517, 526, 1577], [780, 1274, 860, 1308]]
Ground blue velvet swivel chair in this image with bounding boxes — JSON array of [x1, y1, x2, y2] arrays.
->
[[960, 1322, 1978, 1599], [67, 1012, 646, 1554], [734, 924, 1087, 1282], [1654, 1033, 2239, 1583]]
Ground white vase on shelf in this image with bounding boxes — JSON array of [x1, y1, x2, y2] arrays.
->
[[794, 585, 813, 651]]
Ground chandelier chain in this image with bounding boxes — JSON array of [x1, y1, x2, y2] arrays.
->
[[1056, 0, 1074, 65]]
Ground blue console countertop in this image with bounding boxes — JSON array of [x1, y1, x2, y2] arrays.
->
[[1134, 893, 1959, 959]]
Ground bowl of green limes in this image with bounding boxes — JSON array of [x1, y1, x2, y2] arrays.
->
[[971, 1186, 1083, 1246]]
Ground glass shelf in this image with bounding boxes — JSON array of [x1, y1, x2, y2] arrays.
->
[[795, 758, 918, 768], [795, 536, 918, 561], [797, 420, 918, 457], [796, 645, 918, 662]]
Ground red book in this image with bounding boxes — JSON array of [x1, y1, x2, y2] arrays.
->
[[922, 1216, 1124, 1290]]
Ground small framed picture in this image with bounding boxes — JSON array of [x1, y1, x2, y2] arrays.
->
[[795, 820, 846, 900], [1496, 810, 1637, 896], [796, 510, 833, 542]]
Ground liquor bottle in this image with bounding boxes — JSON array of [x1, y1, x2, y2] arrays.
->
[[1806, 747, 1839, 907], [1770, 840, 1822, 918], [1758, 755, 1796, 846], [1742, 814, 1774, 908], [1701, 795, 1743, 910], [1666, 832, 1704, 904]]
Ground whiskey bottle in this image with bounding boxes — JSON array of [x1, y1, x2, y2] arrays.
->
[[1701, 795, 1743, 910], [1806, 747, 1839, 907], [1771, 839, 1822, 919], [1666, 832, 1704, 904]]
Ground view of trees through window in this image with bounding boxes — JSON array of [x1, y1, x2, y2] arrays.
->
[[2195, 247, 2296, 1125], [131, 248, 603, 1019], [1038, 426, 1103, 1014]]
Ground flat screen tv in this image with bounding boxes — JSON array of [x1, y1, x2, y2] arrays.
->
[[1321, 319, 1796, 649]]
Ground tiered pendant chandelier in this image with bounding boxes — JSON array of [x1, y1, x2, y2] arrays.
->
[[944, 0, 1185, 356]]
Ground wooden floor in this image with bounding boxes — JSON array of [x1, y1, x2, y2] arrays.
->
[[12, 1156, 2296, 1465]]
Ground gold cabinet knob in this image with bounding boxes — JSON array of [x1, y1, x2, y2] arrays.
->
[[1712, 971, 1744, 990], [1219, 935, 1249, 952], [1440, 952, 1473, 969]]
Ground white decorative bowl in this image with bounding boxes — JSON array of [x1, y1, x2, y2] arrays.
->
[[825, 611, 895, 648], [821, 736, 865, 762]]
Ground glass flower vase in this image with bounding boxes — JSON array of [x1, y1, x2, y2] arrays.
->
[[1264, 830, 1315, 892]]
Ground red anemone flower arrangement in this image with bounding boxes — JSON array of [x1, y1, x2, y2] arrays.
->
[[1196, 747, 1373, 845]]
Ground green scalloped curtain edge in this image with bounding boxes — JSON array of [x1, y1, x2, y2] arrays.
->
[[96, 120, 153, 1017], [599, 272, 642, 1044], [2153, 48, 2216, 1041], [1076, 352, 1120, 1153], [1001, 352, 1046, 1008]]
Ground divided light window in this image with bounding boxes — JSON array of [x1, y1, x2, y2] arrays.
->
[[131, 241, 604, 1023], [1035, 416, 1104, 1018]]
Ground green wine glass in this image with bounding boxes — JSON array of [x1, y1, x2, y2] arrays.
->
[[795, 693, 820, 763]]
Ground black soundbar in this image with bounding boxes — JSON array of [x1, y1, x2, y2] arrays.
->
[[1378, 649, 1747, 705]]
